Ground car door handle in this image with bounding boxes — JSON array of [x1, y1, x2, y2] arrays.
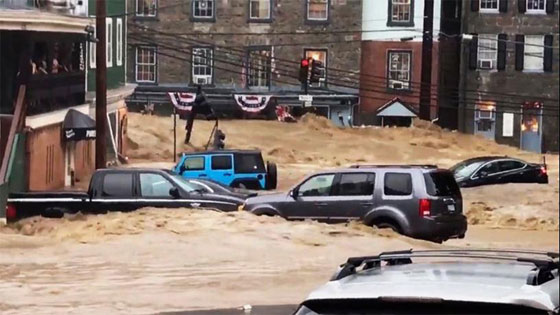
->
[[198, 174, 207, 177], [360, 202, 374, 206], [224, 173, 231, 176], [315, 202, 328, 206]]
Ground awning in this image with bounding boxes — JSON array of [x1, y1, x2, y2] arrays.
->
[[62, 109, 96, 141]]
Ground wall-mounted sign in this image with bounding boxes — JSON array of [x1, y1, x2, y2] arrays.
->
[[503, 112, 514, 137]]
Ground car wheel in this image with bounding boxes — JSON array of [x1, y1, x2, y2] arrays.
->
[[266, 161, 278, 190], [374, 222, 401, 234]]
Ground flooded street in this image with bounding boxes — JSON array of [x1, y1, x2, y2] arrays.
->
[[0, 209, 557, 315]]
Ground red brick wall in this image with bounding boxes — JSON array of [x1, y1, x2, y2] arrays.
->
[[359, 40, 439, 123]]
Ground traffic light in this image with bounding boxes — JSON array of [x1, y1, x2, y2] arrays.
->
[[299, 58, 310, 84], [213, 129, 225, 150], [309, 59, 325, 84]]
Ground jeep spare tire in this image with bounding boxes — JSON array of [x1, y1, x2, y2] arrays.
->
[[266, 161, 277, 190]]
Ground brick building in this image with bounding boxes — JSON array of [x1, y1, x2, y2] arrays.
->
[[459, 0, 559, 153], [126, 0, 361, 127], [358, 0, 462, 126]]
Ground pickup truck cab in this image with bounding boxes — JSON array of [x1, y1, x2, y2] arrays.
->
[[6, 168, 246, 223]]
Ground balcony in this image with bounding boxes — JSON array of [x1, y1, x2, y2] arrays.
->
[[0, 0, 87, 16], [26, 71, 85, 116]]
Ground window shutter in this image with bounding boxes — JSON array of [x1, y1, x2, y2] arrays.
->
[[518, 0, 527, 13], [499, 0, 508, 12], [469, 34, 478, 70], [546, 0, 555, 14], [497, 33, 508, 70], [471, 0, 480, 12], [515, 34, 525, 71], [544, 34, 553, 72]]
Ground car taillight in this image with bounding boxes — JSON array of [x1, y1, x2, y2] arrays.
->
[[540, 166, 547, 175], [419, 199, 431, 217], [6, 203, 16, 220]]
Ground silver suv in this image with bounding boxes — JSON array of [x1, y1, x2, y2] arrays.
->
[[242, 165, 467, 242], [294, 249, 559, 315]]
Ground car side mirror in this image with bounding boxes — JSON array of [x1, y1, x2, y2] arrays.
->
[[169, 187, 180, 199], [479, 171, 488, 178], [290, 189, 298, 199]]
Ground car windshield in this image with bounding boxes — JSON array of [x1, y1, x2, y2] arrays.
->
[[168, 175, 198, 193], [294, 300, 551, 315], [450, 161, 484, 178]]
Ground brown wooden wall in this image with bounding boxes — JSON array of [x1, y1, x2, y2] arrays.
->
[[27, 124, 65, 191]]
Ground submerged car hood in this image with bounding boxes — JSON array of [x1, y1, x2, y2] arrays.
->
[[245, 192, 288, 204], [195, 192, 245, 205]]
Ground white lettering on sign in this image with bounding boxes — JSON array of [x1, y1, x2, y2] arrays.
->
[[65, 130, 75, 139], [299, 95, 313, 102], [503, 113, 514, 137], [86, 130, 96, 138]]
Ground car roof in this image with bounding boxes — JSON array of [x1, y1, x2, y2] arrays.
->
[[458, 156, 523, 164], [181, 150, 262, 156], [305, 261, 558, 312], [315, 166, 448, 174], [96, 168, 169, 173]]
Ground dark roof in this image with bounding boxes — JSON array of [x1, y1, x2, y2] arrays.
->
[[181, 150, 262, 156]]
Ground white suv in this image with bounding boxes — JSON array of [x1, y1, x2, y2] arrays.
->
[[294, 249, 559, 315]]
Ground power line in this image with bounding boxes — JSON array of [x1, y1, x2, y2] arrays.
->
[[129, 29, 560, 110], [135, 46, 560, 117], [130, 25, 560, 105], [128, 34, 560, 116]]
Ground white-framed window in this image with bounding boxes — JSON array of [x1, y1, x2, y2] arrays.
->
[[116, 18, 123, 66], [475, 101, 497, 120], [136, 0, 157, 17], [390, 0, 412, 24], [106, 18, 113, 68], [136, 46, 157, 83], [89, 21, 96, 69], [527, 0, 546, 12], [480, 0, 499, 11], [247, 48, 271, 88], [192, 47, 213, 85], [387, 50, 411, 90], [307, 0, 329, 21], [249, 0, 271, 20], [193, 0, 214, 18], [524, 35, 545, 71], [477, 34, 498, 70]]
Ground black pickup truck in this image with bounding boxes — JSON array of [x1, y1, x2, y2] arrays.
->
[[6, 168, 247, 223]]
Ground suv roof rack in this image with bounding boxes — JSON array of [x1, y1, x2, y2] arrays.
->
[[349, 164, 438, 169], [331, 249, 559, 286]]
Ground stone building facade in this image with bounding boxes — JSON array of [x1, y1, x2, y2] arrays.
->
[[459, 0, 559, 153], [126, 0, 361, 126]]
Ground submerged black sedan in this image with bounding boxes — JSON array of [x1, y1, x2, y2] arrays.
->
[[450, 156, 548, 188]]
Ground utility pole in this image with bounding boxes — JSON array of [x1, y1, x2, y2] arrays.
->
[[95, 0, 107, 169], [419, 0, 434, 121]]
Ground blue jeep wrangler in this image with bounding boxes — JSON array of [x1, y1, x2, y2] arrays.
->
[[172, 150, 277, 190]]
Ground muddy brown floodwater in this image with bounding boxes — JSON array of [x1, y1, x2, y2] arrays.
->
[[0, 114, 557, 314], [0, 209, 557, 315]]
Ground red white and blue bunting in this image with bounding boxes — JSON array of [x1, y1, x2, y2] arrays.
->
[[234, 94, 272, 113], [168, 92, 197, 111]]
